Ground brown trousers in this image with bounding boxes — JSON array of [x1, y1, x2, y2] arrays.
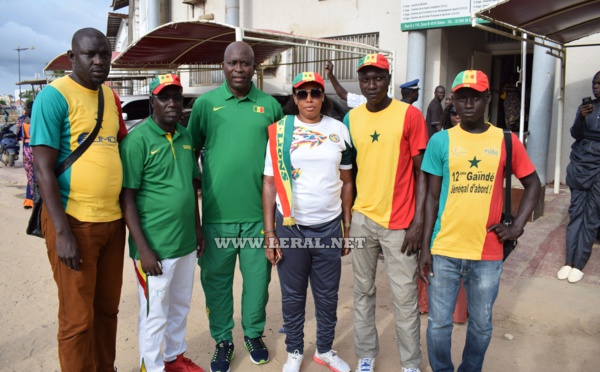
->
[[41, 205, 125, 371]]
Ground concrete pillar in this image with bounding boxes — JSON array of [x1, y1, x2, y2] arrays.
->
[[406, 30, 427, 110], [159, 0, 170, 25], [147, 0, 160, 33], [128, 0, 135, 45], [527, 38, 557, 184], [225, 0, 240, 27]]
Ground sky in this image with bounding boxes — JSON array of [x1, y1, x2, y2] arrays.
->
[[0, 0, 121, 99]]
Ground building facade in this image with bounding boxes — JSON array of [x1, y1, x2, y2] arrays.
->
[[111, 0, 600, 184]]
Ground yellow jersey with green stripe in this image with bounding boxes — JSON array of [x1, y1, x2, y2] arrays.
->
[[30, 76, 124, 222], [422, 124, 535, 260]]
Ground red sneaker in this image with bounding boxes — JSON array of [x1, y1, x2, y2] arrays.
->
[[164, 353, 204, 372]]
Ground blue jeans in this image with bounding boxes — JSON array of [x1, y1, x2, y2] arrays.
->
[[426, 255, 502, 372]]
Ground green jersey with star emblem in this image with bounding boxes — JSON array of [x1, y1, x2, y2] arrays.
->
[[188, 82, 283, 223], [422, 124, 535, 260]]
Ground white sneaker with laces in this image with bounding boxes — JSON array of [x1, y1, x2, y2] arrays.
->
[[401, 368, 421, 372], [355, 358, 375, 372], [314, 350, 351, 372], [282, 350, 303, 372], [557, 265, 572, 280], [568, 268, 584, 283]]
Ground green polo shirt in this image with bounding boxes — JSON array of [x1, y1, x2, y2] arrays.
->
[[120, 117, 200, 260], [188, 82, 283, 223]]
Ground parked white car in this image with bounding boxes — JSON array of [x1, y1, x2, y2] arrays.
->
[[120, 94, 198, 131]]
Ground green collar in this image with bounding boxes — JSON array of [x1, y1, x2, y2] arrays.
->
[[144, 116, 183, 140], [220, 81, 258, 103]]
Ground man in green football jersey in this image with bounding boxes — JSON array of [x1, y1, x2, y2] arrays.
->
[[187, 41, 283, 372]]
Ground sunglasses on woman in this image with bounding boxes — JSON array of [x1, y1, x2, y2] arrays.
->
[[295, 88, 323, 100], [450, 109, 458, 116]]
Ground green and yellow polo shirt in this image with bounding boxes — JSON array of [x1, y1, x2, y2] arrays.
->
[[120, 117, 200, 260], [30, 76, 125, 222]]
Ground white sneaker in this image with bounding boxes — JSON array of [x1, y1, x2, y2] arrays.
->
[[568, 268, 584, 283], [282, 350, 303, 372], [401, 368, 421, 372], [355, 358, 375, 372], [557, 265, 572, 280], [314, 350, 351, 372]]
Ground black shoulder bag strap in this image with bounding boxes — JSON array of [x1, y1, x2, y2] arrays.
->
[[503, 130, 512, 219], [502, 130, 517, 261], [54, 87, 104, 176]]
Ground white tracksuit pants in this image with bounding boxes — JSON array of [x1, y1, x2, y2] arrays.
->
[[134, 250, 196, 372]]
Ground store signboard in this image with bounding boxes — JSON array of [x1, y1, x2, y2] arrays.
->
[[401, 0, 500, 31]]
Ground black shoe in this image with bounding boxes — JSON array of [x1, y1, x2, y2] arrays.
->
[[244, 335, 269, 365], [210, 340, 234, 372]]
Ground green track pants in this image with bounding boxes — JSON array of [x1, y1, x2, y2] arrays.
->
[[200, 222, 272, 342]]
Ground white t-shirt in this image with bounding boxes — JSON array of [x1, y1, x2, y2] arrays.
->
[[347, 92, 368, 108], [347, 92, 392, 108], [264, 115, 353, 225]]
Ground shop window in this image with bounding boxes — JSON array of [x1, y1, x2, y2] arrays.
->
[[189, 64, 224, 87]]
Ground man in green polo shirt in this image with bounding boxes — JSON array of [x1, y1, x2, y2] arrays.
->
[[120, 74, 204, 372], [188, 41, 283, 372]]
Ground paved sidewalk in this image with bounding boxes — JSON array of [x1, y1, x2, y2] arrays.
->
[[2, 161, 599, 371], [502, 185, 600, 286]]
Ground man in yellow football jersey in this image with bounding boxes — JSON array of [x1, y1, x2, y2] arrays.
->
[[344, 53, 428, 372]]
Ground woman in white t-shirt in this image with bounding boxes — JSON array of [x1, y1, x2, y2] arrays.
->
[[263, 72, 354, 372]]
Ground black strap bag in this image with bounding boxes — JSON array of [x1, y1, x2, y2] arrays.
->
[[502, 130, 518, 261]]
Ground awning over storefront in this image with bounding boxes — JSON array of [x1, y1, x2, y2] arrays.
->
[[16, 78, 48, 86], [107, 12, 128, 50], [476, 0, 600, 47], [15, 78, 49, 98], [111, 20, 390, 69], [111, 0, 128, 11], [43, 52, 122, 72]]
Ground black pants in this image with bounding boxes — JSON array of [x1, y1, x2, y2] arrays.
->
[[566, 185, 600, 269], [275, 212, 343, 354]]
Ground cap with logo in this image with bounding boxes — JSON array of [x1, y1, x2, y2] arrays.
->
[[399, 79, 420, 90], [292, 72, 325, 90], [150, 74, 183, 95], [452, 70, 489, 92], [356, 53, 390, 72]]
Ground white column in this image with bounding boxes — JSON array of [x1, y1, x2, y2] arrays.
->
[[406, 30, 427, 111], [225, 0, 240, 27], [527, 38, 558, 185]]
